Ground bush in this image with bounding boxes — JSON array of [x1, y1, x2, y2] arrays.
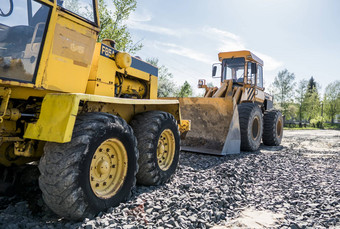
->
[[310, 116, 325, 128]]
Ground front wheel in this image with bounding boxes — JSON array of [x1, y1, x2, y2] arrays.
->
[[130, 111, 180, 186], [238, 103, 263, 151], [38, 112, 138, 220]]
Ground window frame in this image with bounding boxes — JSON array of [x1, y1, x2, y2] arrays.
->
[[257, 65, 264, 89], [221, 57, 245, 82], [58, 0, 99, 27], [246, 61, 256, 86], [0, 0, 52, 84]]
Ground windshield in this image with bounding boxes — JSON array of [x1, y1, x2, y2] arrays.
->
[[58, 0, 95, 23], [222, 57, 245, 83], [0, 0, 50, 82]]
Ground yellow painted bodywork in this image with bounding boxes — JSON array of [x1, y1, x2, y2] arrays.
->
[[86, 43, 158, 99], [24, 93, 180, 143], [0, 0, 158, 99], [218, 50, 263, 66], [0, 0, 178, 166]]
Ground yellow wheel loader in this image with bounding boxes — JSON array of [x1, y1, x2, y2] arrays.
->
[[178, 51, 283, 155], [0, 0, 188, 220]]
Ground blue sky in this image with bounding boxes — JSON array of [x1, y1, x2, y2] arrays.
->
[[114, 0, 339, 95]]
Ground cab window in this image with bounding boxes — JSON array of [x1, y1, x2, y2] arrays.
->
[[0, 0, 50, 82], [247, 62, 256, 85], [257, 65, 263, 88], [58, 0, 95, 23], [222, 57, 245, 83]]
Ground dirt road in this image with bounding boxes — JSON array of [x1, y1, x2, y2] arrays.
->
[[0, 130, 339, 228]]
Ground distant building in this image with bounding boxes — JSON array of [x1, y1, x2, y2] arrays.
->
[[335, 114, 340, 123]]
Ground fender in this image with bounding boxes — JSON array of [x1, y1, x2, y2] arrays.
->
[[24, 93, 181, 143]]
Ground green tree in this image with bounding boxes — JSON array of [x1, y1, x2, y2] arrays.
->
[[98, 0, 142, 54], [286, 104, 298, 120], [177, 81, 193, 97], [273, 69, 296, 117], [63, 0, 80, 13], [302, 76, 321, 121], [295, 79, 308, 123], [303, 87, 321, 121], [307, 76, 317, 93], [146, 58, 179, 97], [323, 80, 340, 123]]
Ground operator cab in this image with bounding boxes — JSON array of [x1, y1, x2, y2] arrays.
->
[[0, 0, 51, 82], [0, 0, 96, 84], [212, 50, 264, 89]]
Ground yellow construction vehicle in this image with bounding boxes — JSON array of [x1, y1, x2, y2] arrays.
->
[[0, 0, 188, 220], [178, 50, 283, 155]]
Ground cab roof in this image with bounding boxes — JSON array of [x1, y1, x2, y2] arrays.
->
[[218, 50, 264, 66]]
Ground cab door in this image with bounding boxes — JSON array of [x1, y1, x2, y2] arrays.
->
[[37, 0, 100, 93]]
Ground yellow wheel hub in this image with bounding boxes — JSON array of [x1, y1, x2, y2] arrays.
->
[[157, 129, 175, 171], [89, 138, 128, 199], [252, 116, 260, 140]]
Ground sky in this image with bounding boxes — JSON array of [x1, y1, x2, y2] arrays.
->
[[109, 0, 340, 95]]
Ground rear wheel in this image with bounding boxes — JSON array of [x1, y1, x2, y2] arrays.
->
[[0, 165, 17, 195], [130, 111, 180, 186], [238, 103, 263, 151], [38, 112, 138, 220], [263, 109, 283, 146]]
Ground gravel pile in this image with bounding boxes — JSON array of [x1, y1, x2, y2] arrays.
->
[[0, 130, 339, 228]]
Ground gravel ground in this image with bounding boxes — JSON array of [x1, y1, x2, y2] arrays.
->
[[0, 129, 339, 229]]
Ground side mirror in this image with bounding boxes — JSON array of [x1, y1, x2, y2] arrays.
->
[[212, 66, 217, 77], [251, 63, 257, 74]]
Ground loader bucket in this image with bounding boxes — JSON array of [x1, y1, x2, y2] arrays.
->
[[178, 97, 240, 155]]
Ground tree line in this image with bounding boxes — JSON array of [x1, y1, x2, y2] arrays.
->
[[272, 69, 339, 125]]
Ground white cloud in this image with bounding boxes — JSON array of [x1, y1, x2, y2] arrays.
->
[[203, 27, 283, 71], [154, 42, 214, 65], [126, 11, 179, 37], [255, 52, 283, 71], [203, 27, 246, 51]]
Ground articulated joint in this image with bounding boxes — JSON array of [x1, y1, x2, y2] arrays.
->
[[14, 140, 34, 157]]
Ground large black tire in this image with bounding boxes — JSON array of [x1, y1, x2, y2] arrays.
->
[[238, 103, 263, 151], [130, 111, 180, 186], [263, 109, 283, 146], [38, 112, 138, 220], [0, 165, 16, 196]]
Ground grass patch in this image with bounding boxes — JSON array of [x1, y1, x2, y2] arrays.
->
[[323, 123, 340, 130], [284, 127, 318, 130], [284, 123, 340, 130]]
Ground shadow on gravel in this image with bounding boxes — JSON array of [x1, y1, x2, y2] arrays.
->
[[259, 144, 284, 151], [179, 146, 280, 171]]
